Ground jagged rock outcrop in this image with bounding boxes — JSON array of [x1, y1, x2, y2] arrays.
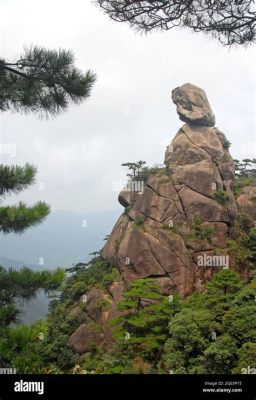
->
[[69, 279, 125, 353], [102, 83, 240, 297], [69, 83, 254, 354]]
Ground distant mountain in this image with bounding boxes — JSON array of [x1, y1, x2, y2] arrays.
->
[[0, 256, 43, 271], [0, 208, 121, 324], [0, 208, 121, 270], [0, 256, 53, 324]]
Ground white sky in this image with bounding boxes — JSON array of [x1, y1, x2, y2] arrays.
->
[[0, 0, 255, 214]]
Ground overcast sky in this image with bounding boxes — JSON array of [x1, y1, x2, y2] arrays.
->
[[1, 0, 255, 215]]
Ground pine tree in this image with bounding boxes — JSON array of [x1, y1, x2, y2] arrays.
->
[[96, 0, 256, 46], [0, 46, 96, 116], [0, 46, 96, 233], [0, 265, 65, 327], [112, 278, 180, 364], [0, 163, 50, 234]]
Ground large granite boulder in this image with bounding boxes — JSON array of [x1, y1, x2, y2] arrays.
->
[[172, 83, 215, 127]]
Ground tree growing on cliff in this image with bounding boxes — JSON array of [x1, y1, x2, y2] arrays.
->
[[121, 161, 146, 180], [121, 160, 164, 183], [112, 278, 180, 364], [0, 46, 96, 116], [96, 0, 256, 46]]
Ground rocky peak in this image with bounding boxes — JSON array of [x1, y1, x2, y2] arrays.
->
[[69, 84, 254, 354], [102, 83, 241, 297], [172, 83, 215, 127]]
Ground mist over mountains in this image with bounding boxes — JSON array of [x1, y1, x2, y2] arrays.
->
[[0, 209, 121, 323], [0, 209, 121, 270]]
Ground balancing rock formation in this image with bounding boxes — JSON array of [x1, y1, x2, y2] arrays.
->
[[102, 83, 239, 297], [69, 83, 255, 353]]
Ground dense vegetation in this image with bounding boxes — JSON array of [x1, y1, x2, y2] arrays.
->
[[0, 159, 255, 374], [1, 260, 255, 374], [0, 266, 65, 372]]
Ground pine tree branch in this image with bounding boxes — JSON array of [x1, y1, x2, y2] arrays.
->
[[0, 201, 50, 234], [0, 164, 37, 196], [0, 46, 96, 116]]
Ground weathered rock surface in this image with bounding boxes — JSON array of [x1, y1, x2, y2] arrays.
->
[[69, 280, 125, 353], [172, 83, 215, 127], [69, 323, 104, 354], [70, 83, 253, 354], [236, 184, 256, 223], [102, 83, 239, 297]]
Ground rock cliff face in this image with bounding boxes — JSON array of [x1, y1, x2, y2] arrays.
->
[[69, 83, 255, 353], [103, 83, 238, 297]]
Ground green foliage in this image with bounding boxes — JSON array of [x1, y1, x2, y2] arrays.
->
[[112, 279, 180, 365], [232, 343, 256, 373], [134, 216, 145, 227], [233, 176, 256, 197], [78, 349, 134, 374], [222, 140, 231, 149], [161, 308, 215, 374], [39, 331, 78, 371], [121, 160, 165, 183], [63, 256, 112, 303], [1, 245, 253, 375], [0, 163, 36, 195], [0, 46, 96, 116], [125, 205, 132, 214], [212, 189, 229, 206], [205, 269, 243, 296], [238, 213, 252, 234], [38, 255, 117, 371], [3, 262, 255, 375], [160, 271, 256, 374], [228, 227, 256, 265], [97, 298, 111, 312], [190, 216, 214, 241], [0, 321, 47, 373], [101, 268, 121, 290], [0, 163, 50, 234], [243, 228, 256, 262], [0, 201, 50, 234], [121, 161, 146, 180], [0, 266, 65, 327], [223, 305, 256, 345], [203, 335, 238, 374], [234, 159, 256, 179], [137, 165, 165, 182], [0, 267, 65, 373]]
